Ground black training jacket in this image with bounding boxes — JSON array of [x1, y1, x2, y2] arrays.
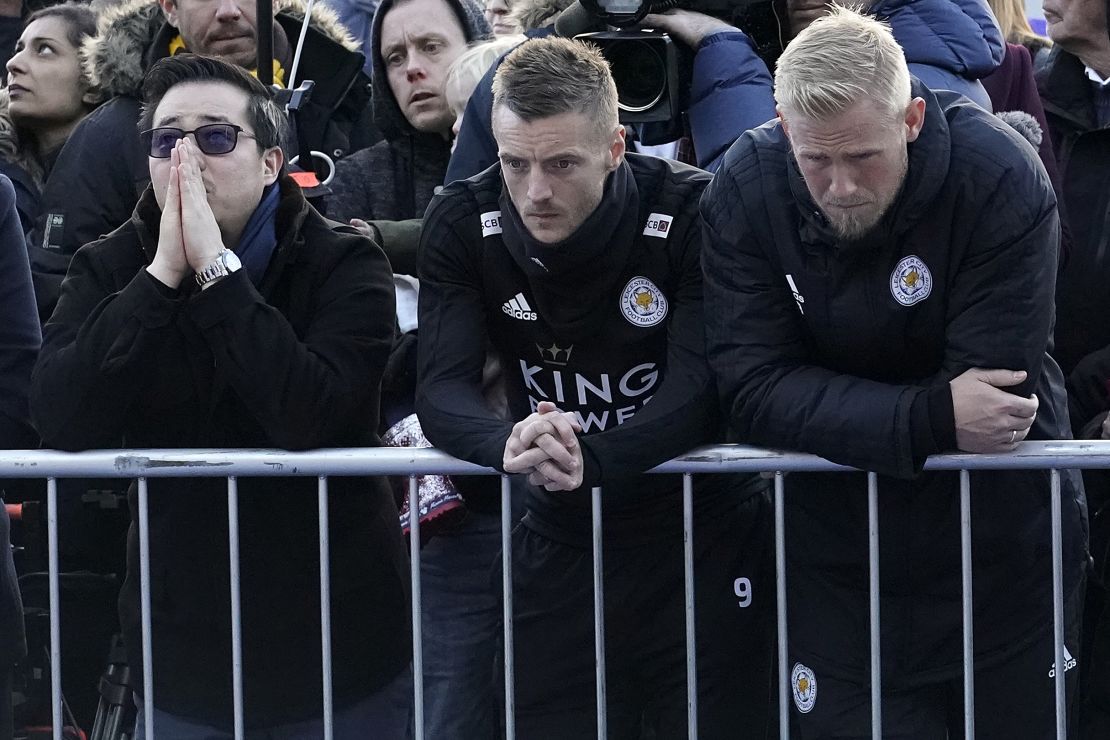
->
[[701, 82, 1088, 686], [417, 153, 760, 547]]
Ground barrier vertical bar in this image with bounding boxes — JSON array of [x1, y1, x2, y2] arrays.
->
[[410, 475, 425, 740], [959, 470, 974, 739], [47, 477, 61, 740], [867, 472, 881, 739], [501, 475, 516, 740], [138, 476, 154, 740], [592, 486, 607, 740], [318, 476, 334, 740], [227, 477, 244, 740], [1051, 469, 1066, 739], [775, 472, 788, 740], [683, 474, 698, 740]]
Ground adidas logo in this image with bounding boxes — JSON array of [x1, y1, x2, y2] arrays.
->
[[1048, 645, 1077, 678], [502, 293, 537, 321]]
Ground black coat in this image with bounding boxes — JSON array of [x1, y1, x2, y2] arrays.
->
[[0, 174, 38, 669], [701, 82, 1086, 686], [30, 177, 410, 727], [1037, 46, 1110, 377]]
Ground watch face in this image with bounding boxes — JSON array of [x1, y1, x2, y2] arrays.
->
[[223, 250, 243, 271]]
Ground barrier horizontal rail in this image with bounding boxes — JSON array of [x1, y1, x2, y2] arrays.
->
[[8, 441, 1097, 740], [1, 440, 1110, 478]]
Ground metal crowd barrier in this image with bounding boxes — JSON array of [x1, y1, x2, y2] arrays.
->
[[0, 440, 1102, 740]]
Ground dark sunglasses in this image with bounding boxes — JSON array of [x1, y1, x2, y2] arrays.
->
[[139, 123, 258, 159]]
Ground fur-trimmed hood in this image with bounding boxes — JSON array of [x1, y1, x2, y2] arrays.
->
[[82, 0, 359, 101], [508, 0, 572, 32], [0, 90, 23, 169]]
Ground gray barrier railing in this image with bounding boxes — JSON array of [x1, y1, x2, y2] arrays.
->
[[1, 440, 1103, 740]]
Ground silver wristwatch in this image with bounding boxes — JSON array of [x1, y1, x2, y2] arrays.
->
[[195, 249, 242, 288]]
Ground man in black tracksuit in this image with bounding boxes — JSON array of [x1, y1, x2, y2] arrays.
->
[[701, 8, 1088, 738], [417, 37, 771, 738]]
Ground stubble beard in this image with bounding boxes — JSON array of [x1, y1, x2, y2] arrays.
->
[[824, 147, 908, 241]]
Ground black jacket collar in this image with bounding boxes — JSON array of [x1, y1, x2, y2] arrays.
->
[[1037, 46, 1099, 132]]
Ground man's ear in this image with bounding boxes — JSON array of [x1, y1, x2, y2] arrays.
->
[[262, 146, 284, 185], [158, 0, 179, 27], [608, 125, 626, 169], [777, 105, 791, 139], [904, 97, 926, 143]]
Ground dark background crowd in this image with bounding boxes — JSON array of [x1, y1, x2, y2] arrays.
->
[[0, 0, 1105, 736]]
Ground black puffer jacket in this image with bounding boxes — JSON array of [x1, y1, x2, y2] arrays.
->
[[30, 176, 410, 727], [29, 0, 374, 321], [701, 81, 1087, 686], [325, 0, 489, 223]]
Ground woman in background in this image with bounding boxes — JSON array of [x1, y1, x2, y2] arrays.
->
[[0, 3, 97, 239]]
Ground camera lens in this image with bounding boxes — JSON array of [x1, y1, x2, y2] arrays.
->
[[606, 39, 666, 113]]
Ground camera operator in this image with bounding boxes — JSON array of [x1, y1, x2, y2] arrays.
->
[[444, 5, 775, 181]]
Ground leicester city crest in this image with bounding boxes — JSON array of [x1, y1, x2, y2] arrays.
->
[[889, 254, 932, 306], [791, 663, 817, 714], [620, 277, 668, 327]]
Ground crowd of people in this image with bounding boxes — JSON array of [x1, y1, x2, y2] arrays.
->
[[0, 0, 1104, 737]]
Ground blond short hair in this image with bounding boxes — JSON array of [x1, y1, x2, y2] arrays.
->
[[492, 37, 618, 136], [774, 5, 911, 121], [445, 35, 526, 116]]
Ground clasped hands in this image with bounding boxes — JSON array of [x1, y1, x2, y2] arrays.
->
[[146, 138, 228, 289], [503, 401, 585, 492]]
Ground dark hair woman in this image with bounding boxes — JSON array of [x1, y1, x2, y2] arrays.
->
[[0, 3, 97, 238]]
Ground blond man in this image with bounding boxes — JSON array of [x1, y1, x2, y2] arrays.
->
[[702, 7, 1085, 738]]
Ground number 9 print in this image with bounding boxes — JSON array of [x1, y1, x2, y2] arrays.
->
[[733, 577, 752, 608]]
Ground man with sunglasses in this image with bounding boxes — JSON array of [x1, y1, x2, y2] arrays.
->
[[26, 0, 376, 326], [30, 54, 412, 738]]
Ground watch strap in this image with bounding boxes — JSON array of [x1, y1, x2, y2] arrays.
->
[[196, 250, 236, 287]]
